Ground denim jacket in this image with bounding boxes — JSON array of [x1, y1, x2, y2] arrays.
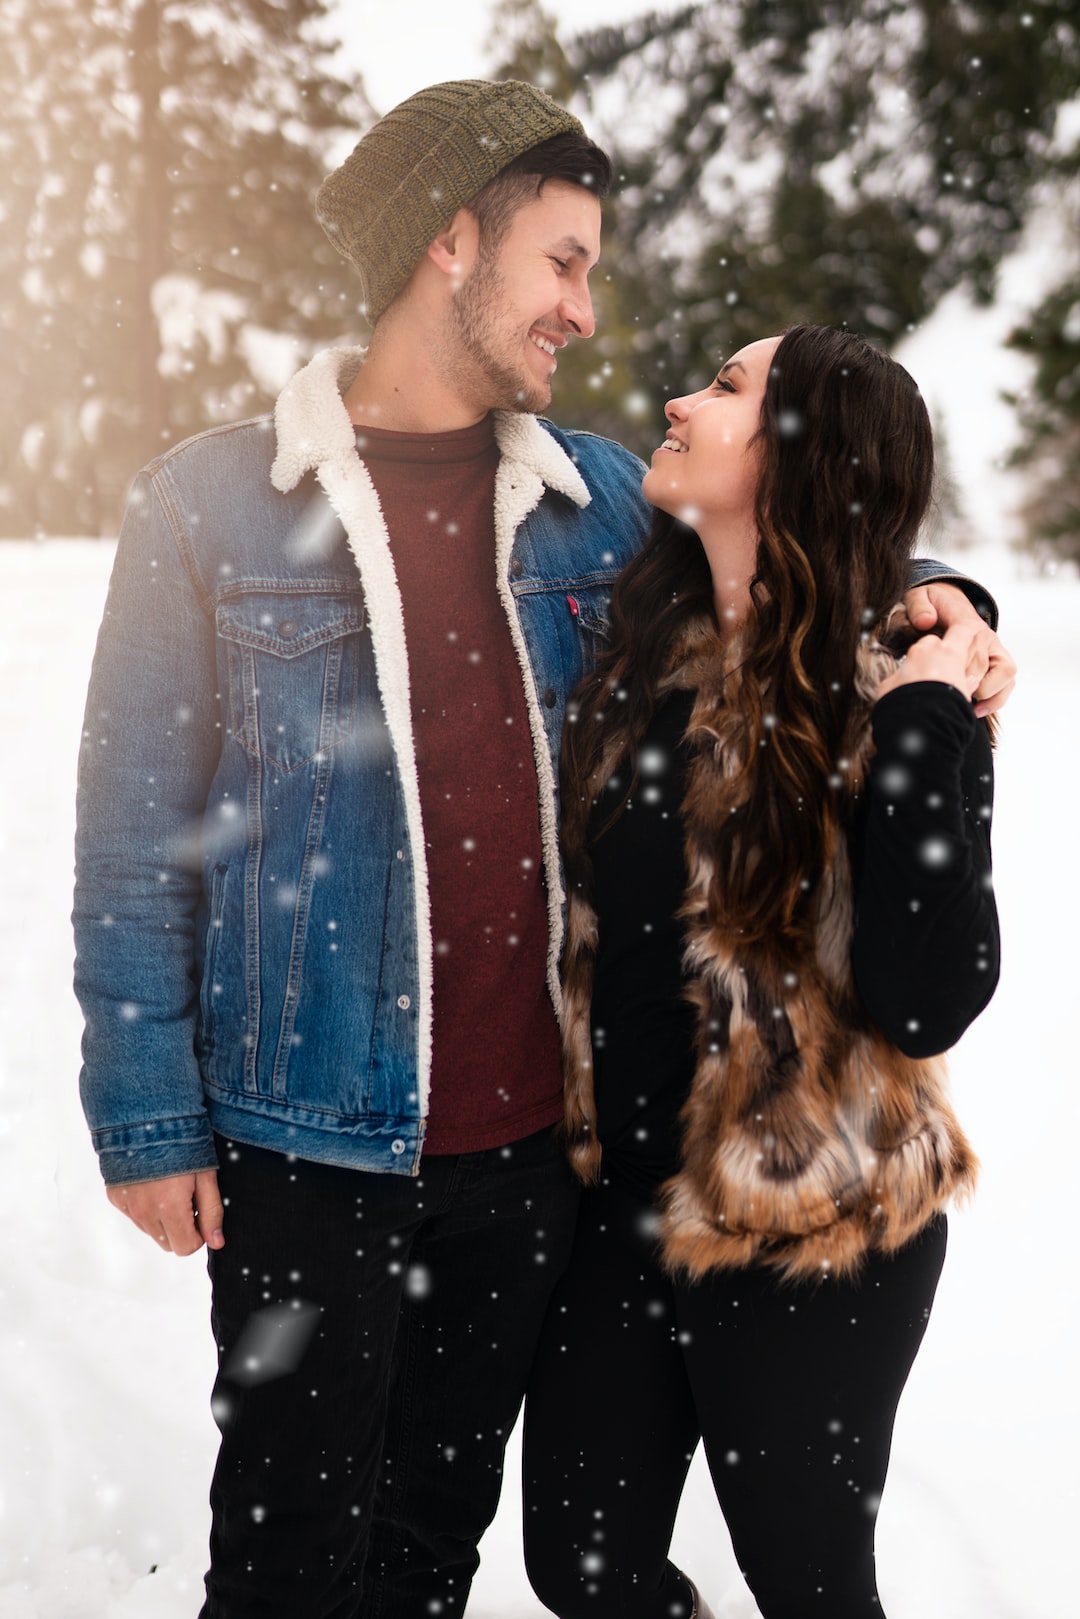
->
[[74, 347, 653, 1184], [73, 345, 995, 1187]]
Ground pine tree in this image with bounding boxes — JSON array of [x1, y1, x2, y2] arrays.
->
[[1003, 112, 1080, 566], [491, 0, 1080, 461], [924, 407, 969, 554], [0, 0, 373, 537], [1007, 273, 1080, 565]]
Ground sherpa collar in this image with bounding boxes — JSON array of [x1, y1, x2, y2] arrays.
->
[[265, 341, 589, 1109], [270, 343, 591, 508]]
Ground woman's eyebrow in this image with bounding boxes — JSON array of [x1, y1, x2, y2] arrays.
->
[[718, 359, 748, 377]]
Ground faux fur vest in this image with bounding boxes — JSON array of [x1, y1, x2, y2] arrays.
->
[[560, 618, 977, 1282]]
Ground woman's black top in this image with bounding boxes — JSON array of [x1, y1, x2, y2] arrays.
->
[[588, 681, 998, 1200]]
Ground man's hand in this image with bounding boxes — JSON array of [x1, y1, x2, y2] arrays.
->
[[107, 1168, 225, 1256], [902, 581, 1017, 718], [877, 621, 994, 705]]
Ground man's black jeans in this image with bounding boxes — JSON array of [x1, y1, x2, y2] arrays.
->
[[198, 1127, 579, 1618]]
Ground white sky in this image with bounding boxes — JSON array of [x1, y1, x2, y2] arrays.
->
[[329, 0, 687, 110]]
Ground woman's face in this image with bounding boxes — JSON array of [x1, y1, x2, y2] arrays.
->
[[642, 335, 781, 530]]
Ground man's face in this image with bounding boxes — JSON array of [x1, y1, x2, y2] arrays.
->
[[443, 179, 602, 415]]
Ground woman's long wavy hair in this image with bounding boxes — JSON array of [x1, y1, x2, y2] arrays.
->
[[561, 324, 935, 954]]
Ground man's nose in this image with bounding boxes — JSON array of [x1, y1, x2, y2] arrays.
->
[[560, 284, 596, 340]]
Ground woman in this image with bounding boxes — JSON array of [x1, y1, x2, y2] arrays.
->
[[523, 325, 999, 1619]]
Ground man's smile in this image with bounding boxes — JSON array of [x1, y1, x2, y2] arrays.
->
[[529, 330, 562, 358]]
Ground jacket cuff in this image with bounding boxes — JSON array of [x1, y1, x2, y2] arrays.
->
[[93, 1115, 219, 1187], [907, 556, 999, 631]]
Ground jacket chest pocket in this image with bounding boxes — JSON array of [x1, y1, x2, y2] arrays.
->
[[569, 587, 612, 669], [217, 591, 366, 773]]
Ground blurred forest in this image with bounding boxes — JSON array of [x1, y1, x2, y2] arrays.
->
[[1, 0, 1077, 556], [0, 0, 371, 536]]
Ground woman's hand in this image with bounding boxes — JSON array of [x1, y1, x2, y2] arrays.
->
[[876, 621, 995, 705], [902, 581, 1016, 716]]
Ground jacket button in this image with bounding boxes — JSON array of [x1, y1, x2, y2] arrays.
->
[[277, 620, 299, 639], [510, 557, 524, 578], [396, 994, 411, 1010], [544, 688, 557, 709], [390, 1139, 406, 1155]]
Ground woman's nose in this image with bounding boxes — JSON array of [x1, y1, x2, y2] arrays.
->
[[665, 393, 692, 425]]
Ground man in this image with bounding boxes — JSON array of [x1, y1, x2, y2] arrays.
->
[[73, 79, 1013, 1617]]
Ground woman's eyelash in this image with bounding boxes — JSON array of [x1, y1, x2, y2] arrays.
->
[[715, 377, 736, 394]]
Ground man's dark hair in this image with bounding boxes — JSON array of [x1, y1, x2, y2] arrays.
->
[[469, 133, 614, 251]]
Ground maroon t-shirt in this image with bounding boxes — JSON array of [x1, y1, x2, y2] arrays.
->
[[357, 417, 564, 1153]]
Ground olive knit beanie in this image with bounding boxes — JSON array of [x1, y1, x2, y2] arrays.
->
[[316, 79, 585, 325]]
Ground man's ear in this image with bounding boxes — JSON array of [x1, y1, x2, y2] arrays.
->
[[426, 207, 481, 287]]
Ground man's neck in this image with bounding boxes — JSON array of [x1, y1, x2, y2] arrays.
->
[[344, 319, 489, 435]]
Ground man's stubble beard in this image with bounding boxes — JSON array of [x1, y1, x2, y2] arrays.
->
[[446, 249, 551, 416]]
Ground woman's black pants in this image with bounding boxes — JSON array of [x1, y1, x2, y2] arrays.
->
[[522, 1175, 947, 1619]]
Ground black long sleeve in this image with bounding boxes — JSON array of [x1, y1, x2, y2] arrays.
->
[[851, 681, 999, 1057], [588, 684, 999, 1197]]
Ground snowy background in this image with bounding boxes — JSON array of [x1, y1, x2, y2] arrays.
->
[[0, 535, 1076, 1619], [331, 0, 693, 111], [0, 3, 1076, 1614]]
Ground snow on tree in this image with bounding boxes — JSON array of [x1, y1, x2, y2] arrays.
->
[[491, 0, 1080, 463], [1004, 102, 1080, 567], [0, 0, 375, 537]]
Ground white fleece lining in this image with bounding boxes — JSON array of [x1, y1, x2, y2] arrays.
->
[[270, 347, 591, 1106], [271, 346, 432, 1111], [492, 413, 590, 1019]]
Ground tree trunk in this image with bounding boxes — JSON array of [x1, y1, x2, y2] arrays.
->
[[131, 0, 170, 465]]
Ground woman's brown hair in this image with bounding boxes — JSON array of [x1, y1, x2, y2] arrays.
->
[[561, 324, 935, 956]]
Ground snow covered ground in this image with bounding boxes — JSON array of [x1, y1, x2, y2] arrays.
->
[[0, 538, 1074, 1617]]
